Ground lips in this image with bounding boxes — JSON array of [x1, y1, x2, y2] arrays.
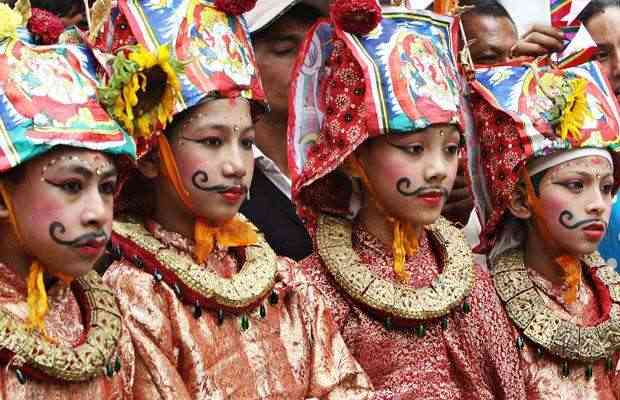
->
[[582, 222, 606, 241], [74, 237, 106, 257], [417, 191, 444, 206], [220, 186, 247, 204]]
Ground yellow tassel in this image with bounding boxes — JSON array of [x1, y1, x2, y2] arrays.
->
[[193, 216, 258, 264], [555, 255, 581, 304], [391, 220, 417, 284], [25, 261, 48, 333]]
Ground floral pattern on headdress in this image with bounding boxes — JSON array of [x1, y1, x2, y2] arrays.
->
[[468, 61, 620, 253]]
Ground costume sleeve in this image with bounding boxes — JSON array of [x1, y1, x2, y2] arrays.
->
[[104, 261, 192, 400], [465, 266, 528, 400], [287, 258, 374, 400]]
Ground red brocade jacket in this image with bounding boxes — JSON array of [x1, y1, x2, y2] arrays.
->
[[507, 267, 620, 399], [299, 222, 528, 400], [0, 263, 135, 400], [104, 219, 373, 400]]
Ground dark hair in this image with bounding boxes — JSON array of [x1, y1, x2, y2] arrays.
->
[[578, 0, 620, 24], [0, 164, 25, 185], [251, 2, 323, 40], [460, 0, 514, 22]]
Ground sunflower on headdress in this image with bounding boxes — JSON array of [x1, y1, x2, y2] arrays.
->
[[540, 75, 591, 143], [0, 2, 26, 41], [99, 44, 185, 138]]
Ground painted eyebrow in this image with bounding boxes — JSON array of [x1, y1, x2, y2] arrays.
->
[[190, 124, 255, 136], [52, 165, 117, 180]]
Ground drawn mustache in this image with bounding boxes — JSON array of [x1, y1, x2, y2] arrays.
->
[[558, 211, 608, 230], [396, 177, 449, 198], [49, 222, 108, 247], [191, 170, 247, 193]]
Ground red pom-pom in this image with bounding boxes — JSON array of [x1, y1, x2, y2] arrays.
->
[[214, 0, 258, 15], [27, 8, 65, 45], [330, 0, 382, 35]]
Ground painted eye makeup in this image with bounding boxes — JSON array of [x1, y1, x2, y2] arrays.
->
[[46, 178, 84, 195], [99, 179, 118, 196], [554, 180, 584, 193]]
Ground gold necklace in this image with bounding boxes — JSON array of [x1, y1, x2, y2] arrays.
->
[[317, 214, 475, 329], [0, 271, 123, 384], [112, 218, 278, 316], [493, 249, 620, 366]]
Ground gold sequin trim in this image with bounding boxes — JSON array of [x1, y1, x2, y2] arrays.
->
[[317, 214, 475, 320], [0, 271, 122, 381], [493, 249, 620, 362], [113, 218, 278, 309]]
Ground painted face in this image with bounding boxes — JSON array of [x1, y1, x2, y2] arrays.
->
[[585, 6, 620, 99], [169, 97, 254, 225], [358, 124, 460, 227], [461, 13, 517, 65], [5, 148, 117, 278], [533, 155, 614, 256]]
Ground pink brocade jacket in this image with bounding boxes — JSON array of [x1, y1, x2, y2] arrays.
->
[[0, 263, 135, 400], [299, 223, 528, 400], [512, 268, 620, 399], [104, 220, 373, 400]]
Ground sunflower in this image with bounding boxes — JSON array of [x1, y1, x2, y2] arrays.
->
[[0, 3, 24, 40], [99, 44, 184, 138], [557, 77, 591, 142]]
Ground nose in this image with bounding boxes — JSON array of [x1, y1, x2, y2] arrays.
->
[[585, 187, 608, 217], [424, 150, 448, 184], [221, 144, 247, 179], [80, 187, 109, 229]]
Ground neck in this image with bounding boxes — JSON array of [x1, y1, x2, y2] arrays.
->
[[523, 224, 568, 285], [357, 199, 423, 250], [152, 179, 196, 239], [255, 114, 290, 178]]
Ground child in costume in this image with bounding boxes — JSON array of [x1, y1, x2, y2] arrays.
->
[[0, 1, 137, 398], [95, 0, 373, 398], [288, 0, 526, 398], [468, 48, 620, 397]]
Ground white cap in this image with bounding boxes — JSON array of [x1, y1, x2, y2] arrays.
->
[[244, 0, 328, 33], [527, 148, 613, 177]]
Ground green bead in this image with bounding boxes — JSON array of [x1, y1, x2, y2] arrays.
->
[[441, 316, 449, 330], [462, 301, 471, 314], [585, 365, 593, 380], [240, 314, 250, 331], [259, 304, 266, 319], [561, 361, 570, 378], [193, 302, 202, 319], [15, 368, 26, 385], [115, 355, 122, 373], [606, 357, 614, 371], [106, 363, 114, 378], [415, 324, 426, 338], [217, 309, 225, 325], [269, 291, 279, 305], [173, 283, 182, 299], [535, 347, 544, 358], [384, 316, 393, 331], [516, 336, 524, 351]]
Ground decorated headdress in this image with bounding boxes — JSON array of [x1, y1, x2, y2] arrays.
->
[[468, 60, 620, 258], [0, 1, 136, 333], [92, 0, 267, 263], [288, 0, 466, 281]]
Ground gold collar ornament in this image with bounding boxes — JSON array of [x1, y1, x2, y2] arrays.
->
[[0, 271, 123, 384], [493, 249, 620, 378], [316, 214, 475, 331], [112, 218, 278, 329]]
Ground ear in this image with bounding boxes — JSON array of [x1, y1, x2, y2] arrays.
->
[[137, 152, 160, 179], [507, 184, 532, 220]]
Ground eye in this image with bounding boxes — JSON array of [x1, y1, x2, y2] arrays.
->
[[602, 182, 614, 195], [594, 51, 610, 62], [445, 144, 460, 156], [560, 180, 584, 193], [200, 137, 222, 147], [402, 144, 424, 155], [56, 180, 83, 194], [241, 138, 254, 150], [100, 180, 117, 195]]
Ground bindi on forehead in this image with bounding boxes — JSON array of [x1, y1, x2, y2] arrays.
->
[[40, 155, 114, 181]]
